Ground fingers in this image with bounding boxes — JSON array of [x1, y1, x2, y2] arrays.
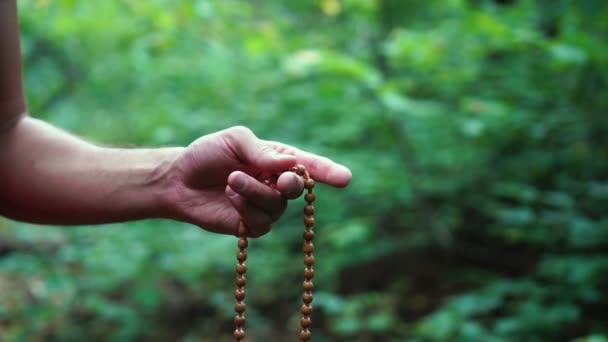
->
[[220, 126, 352, 188], [226, 170, 297, 237], [265, 141, 352, 188], [225, 170, 306, 236], [221, 126, 298, 172], [227, 171, 288, 214], [226, 186, 274, 237]]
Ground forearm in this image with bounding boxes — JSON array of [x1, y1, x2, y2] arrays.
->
[[0, 116, 183, 225], [0, 0, 27, 130]]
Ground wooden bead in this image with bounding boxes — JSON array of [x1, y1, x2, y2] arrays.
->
[[236, 264, 247, 274], [234, 289, 245, 301], [238, 238, 248, 249], [304, 216, 315, 227], [303, 293, 313, 304], [303, 280, 314, 291], [295, 165, 306, 176], [301, 316, 312, 328], [304, 255, 314, 267], [234, 315, 245, 326], [301, 304, 313, 315], [238, 223, 248, 237], [237, 252, 247, 262], [236, 275, 246, 287], [234, 302, 246, 313], [303, 230, 314, 241], [302, 242, 314, 253], [234, 329, 245, 340], [304, 178, 315, 189], [300, 329, 311, 341], [304, 205, 315, 215], [305, 193, 316, 203], [304, 268, 314, 279]]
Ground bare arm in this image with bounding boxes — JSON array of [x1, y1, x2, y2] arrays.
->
[[1, 0, 174, 224], [0, 117, 183, 224], [0, 1, 351, 235], [0, 0, 27, 129], [0, 118, 351, 235]]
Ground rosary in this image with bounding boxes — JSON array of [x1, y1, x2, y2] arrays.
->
[[233, 165, 316, 342]]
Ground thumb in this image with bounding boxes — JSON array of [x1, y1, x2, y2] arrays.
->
[[223, 126, 297, 171]]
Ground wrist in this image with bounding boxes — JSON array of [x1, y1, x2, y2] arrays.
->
[[91, 145, 187, 223], [141, 146, 187, 221]]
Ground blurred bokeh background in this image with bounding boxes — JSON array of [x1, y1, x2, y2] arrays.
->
[[1, 0, 607, 341]]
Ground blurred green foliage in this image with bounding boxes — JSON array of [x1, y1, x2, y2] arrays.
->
[[1, 0, 607, 340]]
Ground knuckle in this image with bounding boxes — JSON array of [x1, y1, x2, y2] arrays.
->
[[226, 126, 254, 139], [307, 156, 331, 178], [310, 156, 329, 171], [221, 126, 257, 157], [255, 141, 274, 156]]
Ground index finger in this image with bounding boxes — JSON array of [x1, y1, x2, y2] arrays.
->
[[265, 141, 352, 188]]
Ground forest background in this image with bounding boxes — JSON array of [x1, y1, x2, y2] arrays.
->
[[1, 0, 607, 341]]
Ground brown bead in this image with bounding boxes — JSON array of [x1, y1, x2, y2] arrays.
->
[[234, 329, 245, 340], [303, 293, 313, 304], [234, 302, 246, 313], [303, 205, 315, 215], [238, 224, 248, 237], [304, 216, 315, 227], [303, 230, 315, 241], [234, 289, 245, 301], [236, 264, 247, 274], [300, 329, 311, 341], [304, 178, 315, 189], [304, 268, 314, 279], [295, 165, 306, 176], [302, 242, 314, 253], [237, 252, 247, 262], [236, 275, 246, 287], [301, 304, 313, 315], [234, 315, 245, 326], [238, 238, 248, 249], [305, 193, 316, 203], [301, 316, 312, 328], [304, 255, 314, 267], [303, 280, 314, 291]]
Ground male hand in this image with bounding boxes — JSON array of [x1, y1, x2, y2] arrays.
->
[[162, 126, 352, 237]]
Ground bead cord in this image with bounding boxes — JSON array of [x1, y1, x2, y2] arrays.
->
[[234, 165, 317, 342]]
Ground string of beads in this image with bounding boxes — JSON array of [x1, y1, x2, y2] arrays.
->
[[234, 165, 316, 342], [234, 222, 248, 341]]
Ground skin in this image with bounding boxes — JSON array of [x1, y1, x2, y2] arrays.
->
[[0, 0, 352, 237]]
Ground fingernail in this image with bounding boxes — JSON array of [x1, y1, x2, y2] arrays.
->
[[233, 174, 247, 191]]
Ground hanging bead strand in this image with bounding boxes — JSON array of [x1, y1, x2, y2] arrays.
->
[[233, 165, 317, 342], [299, 167, 316, 342], [234, 223, 248, 341]]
